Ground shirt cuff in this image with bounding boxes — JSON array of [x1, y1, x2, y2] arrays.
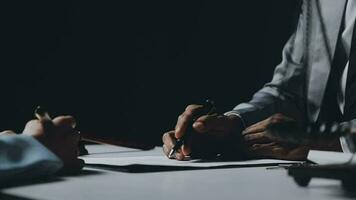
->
[[224, 111, 247, 129], [340, 136, 352, 153]]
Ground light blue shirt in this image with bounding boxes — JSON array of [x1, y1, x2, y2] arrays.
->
[[0, 135, 63, 183]]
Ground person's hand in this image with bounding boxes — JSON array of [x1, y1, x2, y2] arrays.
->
[[248, 142, 309, 160], [242, 113, 309, 160], [0, 130, 16, 136], [162, 105, 244, 160], [242, 113, 295, 145], [22, 116, 84, 174]]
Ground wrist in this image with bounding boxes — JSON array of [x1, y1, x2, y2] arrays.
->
[[309, 138, 342, 152], [219, 114, 249, 159], [224, 112, 245, 134]]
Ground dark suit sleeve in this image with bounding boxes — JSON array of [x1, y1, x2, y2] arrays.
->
[[227, 3, 308, 127]]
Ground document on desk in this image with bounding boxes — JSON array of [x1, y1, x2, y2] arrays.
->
[[307, 150, 356, 165], [82, 155, 299, 168]]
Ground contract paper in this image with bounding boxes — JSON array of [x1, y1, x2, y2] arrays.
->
[[307, 150, 356, 165], [82, 155, 299, 168]]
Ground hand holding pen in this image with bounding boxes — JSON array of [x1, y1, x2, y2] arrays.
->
[[162, 100, 245, 160], [35, 106, 88, 156], [22, 106, 85, 173], [168, 100, 216, 159]]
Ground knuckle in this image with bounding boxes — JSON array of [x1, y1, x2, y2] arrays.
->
[[162, 132, 174, 143], [178, 113, 191, 121], [64, 115, 76, 123], [274, 113, 284, 118], [162, 132, 169, 142], [185, 104, 199, 111], [183, 111, 192, 118], [184, 109, 195, 117], [185, 104, 204, 114], [273, 113, 284, 120], [178, 113, 185, 120], [63, 115, 75, 120], [178, 114, 184, 121], [258, 132, 266, 137], [57, 116, 77, 127], [271, 113, 284, 122], [26, 119, 40, 126]]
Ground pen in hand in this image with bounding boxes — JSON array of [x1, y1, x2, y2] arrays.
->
[[168, 99, 216, 159], [34, 106, 55, 134], [34, 106, 89, 155]]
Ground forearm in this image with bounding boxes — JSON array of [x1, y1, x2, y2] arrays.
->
[[227, 88, 305, 128]]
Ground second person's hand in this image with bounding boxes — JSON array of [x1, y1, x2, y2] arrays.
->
[[162, 104, 244, 160]]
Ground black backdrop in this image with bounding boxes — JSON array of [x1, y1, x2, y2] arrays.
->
[[2, 0, 299, 145]]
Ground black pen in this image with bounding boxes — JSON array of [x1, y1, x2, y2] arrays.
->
[[168, 99, 216, 159]]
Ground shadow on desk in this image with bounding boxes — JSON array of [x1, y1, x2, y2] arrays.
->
[[85, 163, 282, 173], [0, 193, 38, 200], [0, 169, 102, 189]]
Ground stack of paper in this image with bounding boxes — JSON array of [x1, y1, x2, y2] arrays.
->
[[307, 150, 356, 165], [82, 155, 299, 168]]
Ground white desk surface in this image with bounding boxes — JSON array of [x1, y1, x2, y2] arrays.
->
[[1, 144, 355, 200]]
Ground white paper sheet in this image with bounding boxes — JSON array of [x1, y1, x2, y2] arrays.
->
[[307, 150, 356, 165], [81, 155, 300, 168]]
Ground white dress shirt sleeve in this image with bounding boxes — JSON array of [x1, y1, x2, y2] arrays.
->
[[340, 136, 352, 153]]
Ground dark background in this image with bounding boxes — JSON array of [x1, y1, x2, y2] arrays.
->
[[2, 0, 299, 145]]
